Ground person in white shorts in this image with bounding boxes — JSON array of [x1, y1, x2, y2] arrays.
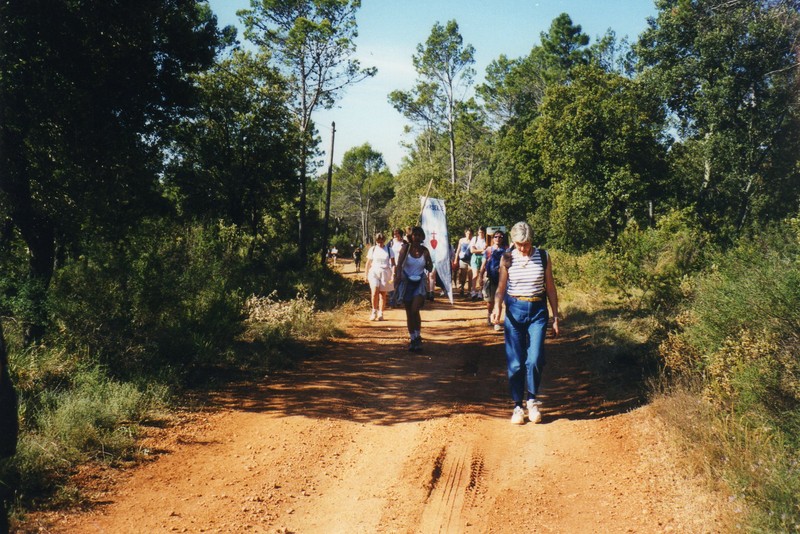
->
[[364, 233, 395, 321]]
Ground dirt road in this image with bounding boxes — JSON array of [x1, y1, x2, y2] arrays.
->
[[35, 263, 733, 533]]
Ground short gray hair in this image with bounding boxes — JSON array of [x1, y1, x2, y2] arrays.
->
[[509, 221, 533, 244]]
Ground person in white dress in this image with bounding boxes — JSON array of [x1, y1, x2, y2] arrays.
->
[[364, 233, 395, 321]]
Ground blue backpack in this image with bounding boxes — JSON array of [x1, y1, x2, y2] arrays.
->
[[486, 247, 507, 283]]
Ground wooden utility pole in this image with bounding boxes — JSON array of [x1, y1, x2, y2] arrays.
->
[[321, 122, 336, 267]]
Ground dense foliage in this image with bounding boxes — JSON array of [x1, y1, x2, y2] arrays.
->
[[0, 0, 798, 527]]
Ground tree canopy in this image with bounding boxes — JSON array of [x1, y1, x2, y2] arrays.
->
[[0, 0, 224, 340], [239, 0, 376, 259]]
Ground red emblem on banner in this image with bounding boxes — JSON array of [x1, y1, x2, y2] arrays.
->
[[429, 231, 438, 249]]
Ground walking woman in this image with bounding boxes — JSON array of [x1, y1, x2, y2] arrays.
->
[[365, 233, 395, 321], [469, 227, 487, 300], [491, 221, 560, 425], [395, 226, 433, 351]]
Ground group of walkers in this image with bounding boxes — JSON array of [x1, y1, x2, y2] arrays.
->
[[363, 221, 560, 425], [364, 226, 432, 352]]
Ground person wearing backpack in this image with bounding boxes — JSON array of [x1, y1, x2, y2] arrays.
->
[[455, 228, 473, 297], [490, 221, 560, 425], [481, 230, 507, 331]]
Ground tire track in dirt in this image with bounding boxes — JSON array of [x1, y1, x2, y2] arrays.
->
[[419, 442, 487, 534]]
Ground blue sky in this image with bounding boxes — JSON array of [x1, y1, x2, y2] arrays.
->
[[208, 0, 658, 173]]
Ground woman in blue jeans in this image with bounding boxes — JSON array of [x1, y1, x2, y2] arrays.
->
[[490, 221, 560, 425]]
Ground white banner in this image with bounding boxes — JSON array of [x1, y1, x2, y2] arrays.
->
[[420, 196, 454, 304]]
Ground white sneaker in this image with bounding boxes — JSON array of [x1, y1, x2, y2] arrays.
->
[[377, 312, 384, 321], [526, 399, 542, 424], [369, 310, 377, 321], [493, 324, 502, 331], [511, 406, 525, 425]]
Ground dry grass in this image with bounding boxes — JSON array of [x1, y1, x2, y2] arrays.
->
[[649, 382, 800, 533]]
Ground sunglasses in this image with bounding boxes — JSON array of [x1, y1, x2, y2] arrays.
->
[[493, 235, 503, 239]]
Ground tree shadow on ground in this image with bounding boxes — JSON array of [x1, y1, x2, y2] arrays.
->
[[200, 296, 652, 426]]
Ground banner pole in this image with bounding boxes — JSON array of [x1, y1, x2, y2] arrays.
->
[[418, 178, 434, 225]]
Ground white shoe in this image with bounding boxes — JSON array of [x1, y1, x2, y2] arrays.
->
[[377, 312, 384, 321], [494, 324, 502, 331], [526, 399, 542, 424], [511, 406, 525, 425], [369, 310, 377, 321]]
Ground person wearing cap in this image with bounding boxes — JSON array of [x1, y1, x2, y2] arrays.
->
[[490, 221, 560, 425]]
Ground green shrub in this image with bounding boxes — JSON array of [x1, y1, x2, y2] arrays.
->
[[3, 352, 168, 504], [240, 291, 347, 369], [610, 209, 711, 313], [687, 222, 800, 358], [49, 219, 247, 378], [38, 367, 164, 458], [657, 218, 800, 531]]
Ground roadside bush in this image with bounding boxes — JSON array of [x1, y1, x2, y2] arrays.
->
[[610, 209, 710, 313], [240, 291, 348, 369], [550, 248, 618, 294], [3, 345, 168, 504], [657, 218, 800, 532], [49, 219, 247, 379]]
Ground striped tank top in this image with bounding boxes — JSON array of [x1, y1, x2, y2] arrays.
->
[[507, 247, 546, 297]]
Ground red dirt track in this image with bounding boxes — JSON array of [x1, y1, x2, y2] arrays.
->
[[27, 260, 734, 533]]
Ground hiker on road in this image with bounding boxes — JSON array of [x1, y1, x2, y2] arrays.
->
[[491, 221, 560, 425], [388, 229, 408, 307], [456, 228, 473, 297], [353, 246, 363, 273], [365, 233, 395, 321], [395, 226, 433, 352], [469, 227, 487, 300], [481, 230, 507, 331]]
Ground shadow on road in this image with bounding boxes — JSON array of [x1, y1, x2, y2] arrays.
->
[[203, 285, 646, 426]]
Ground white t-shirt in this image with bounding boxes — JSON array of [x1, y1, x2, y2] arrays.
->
[[391, 238, 406, 259], [367, 244, 394, 271], [470, 235, 486, 254]]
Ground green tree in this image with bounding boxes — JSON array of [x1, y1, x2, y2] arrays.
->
[[389, 20, 475, 186], [166, 49, 300, 247], [589, 29, 636, 77], [239, 0, 376, 261], [532, 65, 668, 251], [330, 144, 393, 244], [637, 0, 800, 238], [0, 0, 223, 341], [478, 13, 591, 131], [540, 12, 590, 82], [478, 14, 593, 228]]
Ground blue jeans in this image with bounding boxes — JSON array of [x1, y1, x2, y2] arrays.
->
[[504, 297, 548, 403]]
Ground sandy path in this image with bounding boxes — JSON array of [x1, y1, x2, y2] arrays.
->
[[29, 262, 734, 533]]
